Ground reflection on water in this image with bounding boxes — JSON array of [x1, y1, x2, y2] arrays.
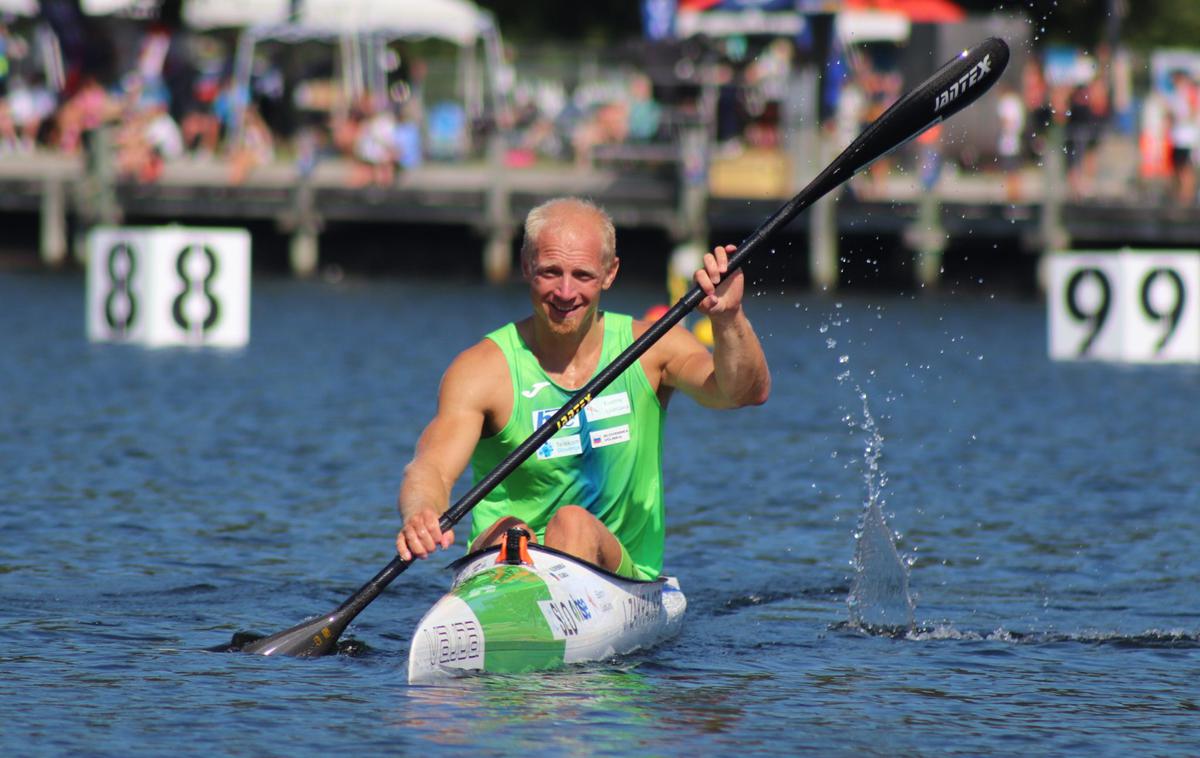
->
[[399, 666, 761, 750]]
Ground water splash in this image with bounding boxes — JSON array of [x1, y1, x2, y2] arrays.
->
[[845, 388, 915, 633]]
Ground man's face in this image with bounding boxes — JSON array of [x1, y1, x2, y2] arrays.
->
[[526, 221, 617, 337]]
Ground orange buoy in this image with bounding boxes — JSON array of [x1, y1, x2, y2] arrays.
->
[[643, 304, 670, 322]]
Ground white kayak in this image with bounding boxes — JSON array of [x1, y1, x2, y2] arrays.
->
[[407, 533, 686, 683]]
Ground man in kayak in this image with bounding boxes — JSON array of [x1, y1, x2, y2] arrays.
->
[[395, 197, 770, 580]]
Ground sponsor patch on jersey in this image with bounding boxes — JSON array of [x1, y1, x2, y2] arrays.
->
[[584, 391, 631, 423], [536, 434, 583, 460], [589, 424, 631, 449], [533, 407, 580, 431]]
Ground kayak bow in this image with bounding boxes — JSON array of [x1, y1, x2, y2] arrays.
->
[[408, 539, 686, 682]]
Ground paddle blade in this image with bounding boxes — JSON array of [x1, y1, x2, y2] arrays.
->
[[237, 612, 347, 656], [230, 556, 411, 657], [826, 37, 1010, 186]]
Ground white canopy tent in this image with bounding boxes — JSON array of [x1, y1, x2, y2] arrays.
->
[[230, 0, 509, 148], [295, 0, 495, 47], [182, 0, 292, 31], [0, 0, 38, 16], [2, 0, 66, 90]]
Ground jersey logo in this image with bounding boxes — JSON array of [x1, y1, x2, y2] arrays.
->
[[521, 381, 552, 399], [584, 392, 630, 422], [589, 424, 631, 449], [537, 435, 583, 460], [534, 408, 580, 430]]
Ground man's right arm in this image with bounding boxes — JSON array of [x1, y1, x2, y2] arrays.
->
[[395, 342, 501, 561]]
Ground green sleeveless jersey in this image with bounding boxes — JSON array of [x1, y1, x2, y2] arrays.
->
[[468, 312, 666, 580]]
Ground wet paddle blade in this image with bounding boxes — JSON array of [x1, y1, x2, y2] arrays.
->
[[238, 612, 347, 656]]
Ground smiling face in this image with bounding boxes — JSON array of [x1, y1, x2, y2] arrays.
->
[[524, 206, 619, 338]]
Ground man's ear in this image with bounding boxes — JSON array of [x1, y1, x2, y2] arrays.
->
[[602, 257, 620, 289]]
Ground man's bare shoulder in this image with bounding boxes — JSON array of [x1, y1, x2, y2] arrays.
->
[[444, 337, 508, 388], [438, 337, 511, 421]]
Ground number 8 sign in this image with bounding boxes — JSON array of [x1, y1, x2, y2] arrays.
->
[[87, 226, 251, 348], [1047, 250, 1200, 363]]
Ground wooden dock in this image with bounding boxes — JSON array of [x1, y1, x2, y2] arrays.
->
[[4, 131, 1199, 290]]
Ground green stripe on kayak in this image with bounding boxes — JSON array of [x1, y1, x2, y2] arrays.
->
[[455, 565, 566, 673]]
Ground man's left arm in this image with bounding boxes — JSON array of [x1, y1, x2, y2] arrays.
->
[[660, 244, 771, 409]]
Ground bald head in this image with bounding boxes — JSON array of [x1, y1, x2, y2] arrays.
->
[[521, 198, 616, 275]]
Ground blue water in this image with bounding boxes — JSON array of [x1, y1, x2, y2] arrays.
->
[[2, 269, 1198, 756]]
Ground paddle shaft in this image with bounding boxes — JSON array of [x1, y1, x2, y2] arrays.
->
[[240, 37, 1009, 656]]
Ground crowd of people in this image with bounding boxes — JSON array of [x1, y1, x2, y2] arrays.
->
[[5, 15, 1200, 205], [0, 20, 434, 186]]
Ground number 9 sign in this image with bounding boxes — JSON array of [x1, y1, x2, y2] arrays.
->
[[1121, 252, 1199, 362], [1047, 253, 1124, 361], [1047, 250, 1200, 363]]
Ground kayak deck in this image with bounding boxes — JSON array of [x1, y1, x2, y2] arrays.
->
[[408, 543, 686, 682]]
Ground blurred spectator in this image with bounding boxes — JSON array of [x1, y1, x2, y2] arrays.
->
[[1065, 74, 1108, 198], [8, 74, 56, 150], [553, 82, 586, 155], [351, 94, 398, 187], [55, 74, 117, 155], [1166, 69, 1198, 205], [0, 98, 18, 153], [115, 104, 182, 182], [228, 103, 273, 185], [996, 81, 1025, 202], [916, 122, 942, 192], [714, 62, 743, 154], [0, 23, 11, 98], [394, 100, 422, 170], [571, 73, 663, 168], [830, 72, 866, 153], [741, 39, 790, 149], [1139, 86, 1172, 189], [180, 72, 225, 157], [859, 59, 902, 196], [626, 72, 663, 143], [572, 99, 628, 167], [1062, 82, 1088, 196], [427, 99, 469, 161], [1022, 57, 1052, 160], [114, 74, 183, 183]]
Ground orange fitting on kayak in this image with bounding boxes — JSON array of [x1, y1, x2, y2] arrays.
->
[[498, 526, 534, 566]]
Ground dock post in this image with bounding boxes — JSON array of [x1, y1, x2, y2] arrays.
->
[[809, 195, 838, 291], [787, 66, 837, 291], [288, 182, 320, 278], [76, 125, 121, 264], [483, 133, 512, 283], [906, 189, 945, 290], [289, 228, 319, 278], [677, 115, 710, 251], [40, 178, 68, 267], [1039, 122, 1071, 261]]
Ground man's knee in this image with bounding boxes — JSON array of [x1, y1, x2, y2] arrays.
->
[[546, 505, 624, 572], [547, 504, 591, 529]]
